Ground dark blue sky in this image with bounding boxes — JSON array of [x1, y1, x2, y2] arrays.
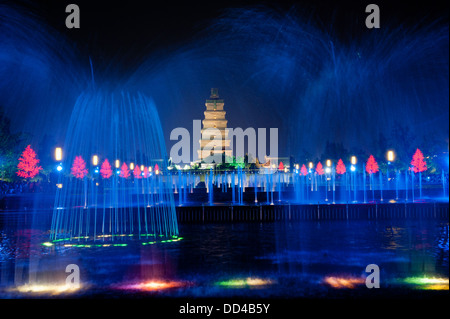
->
[[1, 0, 448, 160]]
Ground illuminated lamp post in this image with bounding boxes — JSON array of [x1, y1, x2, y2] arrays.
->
[[92, 155, 99, 176], [386, 150, 395, 190], [308, 162, 314, 191], [54, 147, 63, 188], [115, 160, 120, 175], [55, 147, 63, 172], [325, 160, 332, 201]]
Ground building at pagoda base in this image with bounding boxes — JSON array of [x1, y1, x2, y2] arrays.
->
[[198, 88, 232, 164]]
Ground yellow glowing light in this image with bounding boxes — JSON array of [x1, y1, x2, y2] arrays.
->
[[130, 162, 134, 170], [295, 164, 299, 170], [422, 284, 449, 290], [387, 150, 395, 162], [309, 162, 313, 169], [55, 147, 62, 161], [245, 278, 273, 286], [326, 159, 331, 167], [14, 284, 81, 294], [92, 155, 98, 166], [115, 160, 120, 168], [149, 166, 152, 172], [140, 165, 144, 171], [56, 183, 63, 189], [351, 156, 357, 165], [323, 276, 365, 289]]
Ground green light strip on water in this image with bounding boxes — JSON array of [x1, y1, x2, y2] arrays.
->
[[216, 279, 247, 287], [43, 235, 182, 248]]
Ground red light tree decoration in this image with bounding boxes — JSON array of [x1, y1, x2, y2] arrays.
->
[[100, 159, 113, 179], [16, 145, 42, 179], [411, 148, 427, 198], [143, 166, 149, 178], [278, 161, 284, 171], [154, 164, 159, 173], [133, 165, 142, 179], [336, 159, 346, 175], [316, 162, 324, 175], [71, 156, 88, 179], [300, 164, 308, 176], [411, 149, 427, 173], [120, 163, 130, 179], [365, 155, 379, 175]]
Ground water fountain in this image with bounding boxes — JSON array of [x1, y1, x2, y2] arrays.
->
[[50, 91, 179, 243]]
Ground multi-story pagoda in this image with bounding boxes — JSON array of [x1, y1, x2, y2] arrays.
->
[[198, 88, 232, 161]]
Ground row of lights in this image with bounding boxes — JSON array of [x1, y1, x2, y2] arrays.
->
[[55, 147, 397, 174], [54, 148, 158, 175], [295, 150, 396, 173]]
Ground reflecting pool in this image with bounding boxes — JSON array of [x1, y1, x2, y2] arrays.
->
[[0, 210, 448, 298]]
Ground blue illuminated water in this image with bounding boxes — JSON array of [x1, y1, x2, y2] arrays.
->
[[0, 210, 448, 298]]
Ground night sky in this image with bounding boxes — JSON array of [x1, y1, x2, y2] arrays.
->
[[1, 0, 449, 160], [19, 0, 448, 72]]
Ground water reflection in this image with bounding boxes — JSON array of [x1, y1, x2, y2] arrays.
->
[[0, 210, 448, 297]]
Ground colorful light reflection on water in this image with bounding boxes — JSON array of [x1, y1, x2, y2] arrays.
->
[[12, 284, 82, 294], [117, 280, 187, 291], [216, 278, 274, 288], [401, 277, 449, 290], [323, 276, 365, 289]]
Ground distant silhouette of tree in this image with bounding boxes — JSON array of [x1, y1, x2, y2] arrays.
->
[[322, 141, 349, 162], [0, 107, 26, 181]]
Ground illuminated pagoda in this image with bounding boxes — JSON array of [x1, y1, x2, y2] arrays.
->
[[198, 88, 232, 161]]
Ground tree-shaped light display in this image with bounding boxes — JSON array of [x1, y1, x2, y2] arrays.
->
[[16, 145, 42, 179], [300, 164, 308, 176], [120, 162, 130, 179], [316, 162, 324, 175], [133, 165, 142, 179], [100, 159, 113, 179], [336, 159, 346, 175], [365, 155, 379, 175], [411, 148, 427, 173], [143, 166, 149, 178], [278, 161, 284, 171], [71, 155, 88, 179]]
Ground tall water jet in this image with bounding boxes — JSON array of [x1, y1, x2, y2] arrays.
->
[[50, 91, 178, 242]]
